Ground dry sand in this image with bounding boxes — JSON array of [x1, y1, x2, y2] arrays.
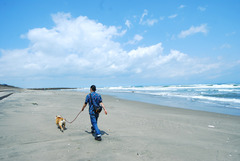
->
[[0, 88, 239, 161]]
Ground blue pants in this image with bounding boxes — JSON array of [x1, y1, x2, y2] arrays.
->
[[90, 113, 101, 136]]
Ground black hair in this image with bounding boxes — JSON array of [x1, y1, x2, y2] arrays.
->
[[90, 85, 96, 91]]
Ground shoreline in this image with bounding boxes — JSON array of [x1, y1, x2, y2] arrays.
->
[[0, 89, 239, 161], [72, 88, 240, 116], [1, 85, 239, 117], [101, 92, 240, 116]]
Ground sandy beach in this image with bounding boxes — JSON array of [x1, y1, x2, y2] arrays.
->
[[0, 87, 239, 161]]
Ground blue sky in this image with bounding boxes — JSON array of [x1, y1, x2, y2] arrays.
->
[[0, 0, 239, 88]]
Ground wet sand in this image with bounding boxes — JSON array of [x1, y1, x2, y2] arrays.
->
[[0, 89, 239, 161]]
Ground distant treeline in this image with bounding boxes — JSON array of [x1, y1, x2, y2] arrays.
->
[[0, 84, 19, 89], [0, 84, 77, 90]]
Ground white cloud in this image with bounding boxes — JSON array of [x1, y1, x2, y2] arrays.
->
[[225, 31, 236, 37], [178, 24, 208, 38], [127, 34, 143, 45], [159, 16, 164, 21], [125, 20, 131, 28], [134, 34, 143, 41], [140, 9, 148, 24], [145, 19, 158, 26], [0, 13, 224, 86], [154, 49, 187, 66], [149, 49, 220, 78], [220, 43, 231, 49], [1, 13, 126, 77], [139, 9, 158, 26], [168, 14, 178, 19], [198, 6, 206, 11], [179, 5, 185, 9], [128, 43, 162, 58]]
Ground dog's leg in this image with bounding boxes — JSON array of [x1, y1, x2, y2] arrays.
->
[[59, 122, 64, 132], [62, 121, 66, 130], [56, 120, 60, 129], [59, 124, 62, 132]]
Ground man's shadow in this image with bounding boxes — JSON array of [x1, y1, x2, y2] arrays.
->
[[85, 130, 109, 137]]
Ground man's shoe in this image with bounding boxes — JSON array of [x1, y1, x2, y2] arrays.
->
[[95, 136, 102, 141]]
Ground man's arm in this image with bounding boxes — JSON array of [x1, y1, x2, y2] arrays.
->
[[100, 102, 107, 115], [81, 103, 87, 111]]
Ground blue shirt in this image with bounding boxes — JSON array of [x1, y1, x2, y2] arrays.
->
[[85, 92, 102, 114]]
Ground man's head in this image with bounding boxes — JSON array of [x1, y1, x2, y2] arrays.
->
[[90, 85, 96, 92]]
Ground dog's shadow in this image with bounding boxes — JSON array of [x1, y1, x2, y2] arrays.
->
[[85, 130, 109, 137]]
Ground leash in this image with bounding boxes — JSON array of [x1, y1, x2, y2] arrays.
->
[[65, 110, 82, 124]]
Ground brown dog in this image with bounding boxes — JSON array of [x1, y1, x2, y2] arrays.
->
[[55, 115, 66, 132]]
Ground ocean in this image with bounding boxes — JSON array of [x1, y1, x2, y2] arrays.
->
[[75, 84, 240, 116]]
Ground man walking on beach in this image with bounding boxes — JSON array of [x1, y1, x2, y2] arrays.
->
[[81, 85, 107, 141]]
